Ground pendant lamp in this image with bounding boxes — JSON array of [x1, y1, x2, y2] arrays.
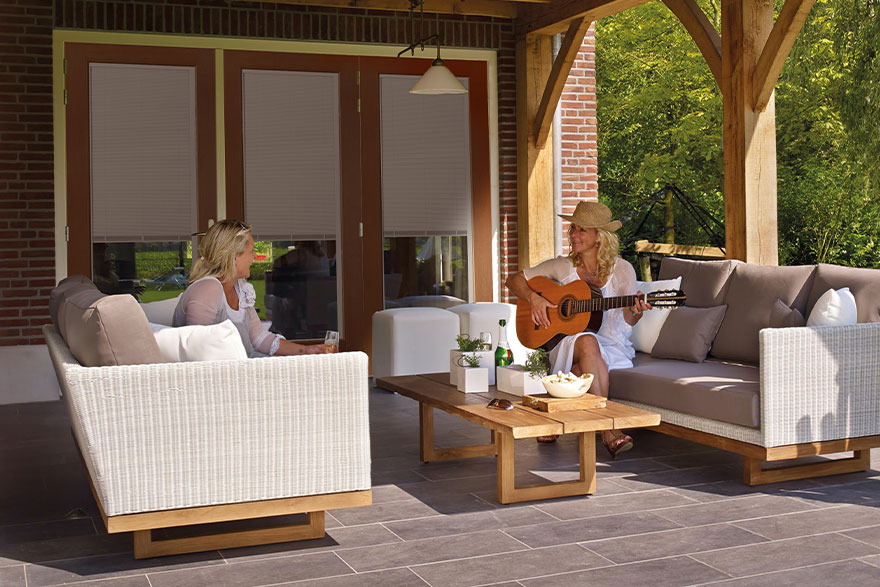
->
[[398, 0, 468, 95]]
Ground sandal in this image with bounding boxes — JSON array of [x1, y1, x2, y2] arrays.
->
[[537, 435, 559, 443], [603, 432, 633, 459]]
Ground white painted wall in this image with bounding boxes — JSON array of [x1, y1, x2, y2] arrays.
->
[[0, 345, 62, 404]]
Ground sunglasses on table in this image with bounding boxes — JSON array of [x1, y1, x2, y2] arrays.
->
[[487, 398, 514, 411]]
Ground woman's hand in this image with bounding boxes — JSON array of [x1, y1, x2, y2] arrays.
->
[[302, 343, 330, 355], [626, 291, 652, 324], [529, 292, 557, 329]]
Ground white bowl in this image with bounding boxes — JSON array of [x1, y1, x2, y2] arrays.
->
[[541, 373, 595, 398]]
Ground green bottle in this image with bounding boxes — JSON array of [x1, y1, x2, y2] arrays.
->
[[495, 319, 513, 367]]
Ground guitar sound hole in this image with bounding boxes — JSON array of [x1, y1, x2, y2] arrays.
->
[[560, 300, 571, 318]]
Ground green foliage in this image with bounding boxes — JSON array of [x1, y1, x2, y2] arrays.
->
[[523, 348, 550, 378], [455, 334, 483, 352], [459, 352, 482, 368], [597, 0, 879, 268]]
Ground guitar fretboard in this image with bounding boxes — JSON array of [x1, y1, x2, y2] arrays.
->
[[567, 295, 640, 315]]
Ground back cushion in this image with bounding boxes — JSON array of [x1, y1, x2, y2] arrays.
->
[[658, 258, 740, 308], [49, 275, 94, 329], [53, 279, 163, 367], [806, 264, 880, 323], [710, 264, 816, 363]]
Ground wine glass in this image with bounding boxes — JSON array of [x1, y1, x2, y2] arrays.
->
[[324, 330, 339, 353], [479, 331, 492, 351]]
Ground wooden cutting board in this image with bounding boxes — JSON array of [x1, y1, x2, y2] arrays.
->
[[521, 393, 607, 412]]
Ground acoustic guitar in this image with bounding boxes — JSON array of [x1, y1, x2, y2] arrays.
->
[[515, 276, 686, 350]]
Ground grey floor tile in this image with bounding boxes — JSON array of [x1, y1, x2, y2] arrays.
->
[[520, 555, 728, 587], [369, 484, 420, 504], [148, 552, 351, 587], [504, 511, 681, 548], [24, 551, 224, 587], [609, 465, 740, 492], [785, 479, 880, 509], [843, 524, 880, 548], [329, 500, 441, 526], [595, 457, 677, 477], [668, 479, 817, 503], [218, 524, 403, 562], [534, 489, 699, 520], [653, 494, 818, 527], [410, 544, 607, 587], [701, 559, 880, 586], [42, 577, 151, 587], [0, 533, 131, 567], [733, 504, 880, 540], [282, 567, 429, 587], [383, 507, 556, 541], [0, 565, 25, 587], [652, 450, 742, 470], [585, 523, 767, 564], [337, 529, 527, 572], [860, 553, 880, 568], [471, 476, 634, 506], [691, 533, 880, 577]]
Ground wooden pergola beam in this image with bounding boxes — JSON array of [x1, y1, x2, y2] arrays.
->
[[662, 0, 721, 88], [532, 17, 592, 148], [270, 0, 523, 19], [751, 0, 817, 111], [518, 0, 650, 36]]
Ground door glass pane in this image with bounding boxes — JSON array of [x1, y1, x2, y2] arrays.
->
[[93, 241, 191, 301], [379, 74, 471, 308], [242, 70, 340, 338]]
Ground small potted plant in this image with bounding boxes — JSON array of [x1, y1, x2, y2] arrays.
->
[[522, 348, 550, 396], [456, 352, 489, 393], [450, 334, 494, 386]]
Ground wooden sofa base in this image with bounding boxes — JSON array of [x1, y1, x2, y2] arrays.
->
[[653, 423, 878, 486]]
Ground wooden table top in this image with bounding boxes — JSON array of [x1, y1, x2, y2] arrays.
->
[[375, 372, 660, 439]]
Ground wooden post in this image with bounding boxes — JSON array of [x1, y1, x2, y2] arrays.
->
[[664, 186, 675, 244], [721, 0, 778, 265], [516, 34, 556, 270]]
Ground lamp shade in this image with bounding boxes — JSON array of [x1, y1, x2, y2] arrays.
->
[[410, 58, 468, 94]]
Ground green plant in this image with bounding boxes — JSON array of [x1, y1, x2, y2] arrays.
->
[[524, 348, 550, 378], [458, 352, 481, 368], [455, 334, 483, 352]]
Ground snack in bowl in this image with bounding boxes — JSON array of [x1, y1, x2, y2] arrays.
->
[[541, 371, 595, 398]]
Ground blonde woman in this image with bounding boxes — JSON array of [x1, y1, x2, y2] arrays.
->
[[173, 219, 327, 357], [505, 201, 650, 456]]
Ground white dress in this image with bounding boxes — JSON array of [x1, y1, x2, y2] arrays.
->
[[522, 256, 637, 373], [172, 276, 283, 358]]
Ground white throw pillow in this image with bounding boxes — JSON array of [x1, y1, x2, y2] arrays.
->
[[807, 287, 858, 326], [630, 276, 683, 354], [153, 319, 248, 362], [140, 295, 181, 327]]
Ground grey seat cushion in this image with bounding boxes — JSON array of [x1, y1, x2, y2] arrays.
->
[[609, 353, 760, 428], [658, 257, 740, 308], [806, 264, 880, 323]]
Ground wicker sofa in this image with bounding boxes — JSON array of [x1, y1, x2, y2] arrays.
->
[[44, 277, 372, 558], [608, 258, 880, 485]]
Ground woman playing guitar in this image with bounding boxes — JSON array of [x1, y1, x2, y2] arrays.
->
[[505, 201, 650, 457]]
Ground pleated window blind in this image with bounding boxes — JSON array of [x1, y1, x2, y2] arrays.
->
[[89, 63, 197, 243], [380, 74, 471, 238], [242, 70, 340, 241]]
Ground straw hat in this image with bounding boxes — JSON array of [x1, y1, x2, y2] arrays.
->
[[559, 201, 622, 232]]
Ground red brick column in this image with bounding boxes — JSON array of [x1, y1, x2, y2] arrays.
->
[[0, 0, 55, 345]]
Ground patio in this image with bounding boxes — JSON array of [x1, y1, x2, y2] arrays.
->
[[2, 386, 879, 587]]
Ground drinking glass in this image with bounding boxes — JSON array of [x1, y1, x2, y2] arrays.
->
[[324, 330, 339, 353], [479, 331, 492, 351]]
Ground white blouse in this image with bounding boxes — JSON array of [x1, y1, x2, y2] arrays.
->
[[172, 276, 282, 357], [522, 255, 637, 372]]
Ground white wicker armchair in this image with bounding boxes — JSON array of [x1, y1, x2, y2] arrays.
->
[[44, 325, 372, 558]]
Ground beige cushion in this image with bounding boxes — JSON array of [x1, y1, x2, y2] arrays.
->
[[57, 286, 163, 367], [652, 305, 727, 363], [609, 354, 760, 428], [657, 257, 740, 308], [769, 299, 806, 328], [710, 264, 815, 364], [140, 295, 181, 327], [49, 275, 94, 329], [806, 264, 880, 323]]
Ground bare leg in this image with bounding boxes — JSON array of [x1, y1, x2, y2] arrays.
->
[[571, 336, 624, 448]]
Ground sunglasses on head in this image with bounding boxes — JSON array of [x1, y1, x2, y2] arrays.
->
[[487, 398, 513, 411]]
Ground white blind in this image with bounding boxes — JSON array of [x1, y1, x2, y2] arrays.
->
[[89, 63, 197, 243], [242, 70, 340, 241], [380, 74, 471, 238]]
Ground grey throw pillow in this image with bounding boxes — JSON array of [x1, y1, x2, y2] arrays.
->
[[769, 299, 806, 328], [652, 305, 728, 363]]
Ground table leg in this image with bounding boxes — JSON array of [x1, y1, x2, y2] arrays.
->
[[419, 402, 497, 463], [497, 431, 596, 504]]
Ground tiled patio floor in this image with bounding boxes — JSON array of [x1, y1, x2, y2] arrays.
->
[[2, 387, 880, 586]]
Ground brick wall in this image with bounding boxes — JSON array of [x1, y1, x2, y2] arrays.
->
[[558, 24, 598, 253], [0, 0, 55, 345]]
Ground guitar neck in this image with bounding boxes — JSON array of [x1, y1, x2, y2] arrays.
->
[[571, 295, 640, 315]]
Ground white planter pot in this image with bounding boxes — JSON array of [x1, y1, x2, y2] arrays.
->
[[456, 366, 489, 393], [449, 350, 463, 386], [450, 350, 495, 386], [496, 364, 525, 396], [522, 373, 545, 396]]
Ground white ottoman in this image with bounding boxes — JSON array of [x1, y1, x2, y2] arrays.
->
[[372, 307, 460, 378], [446, 302, 530, 365]]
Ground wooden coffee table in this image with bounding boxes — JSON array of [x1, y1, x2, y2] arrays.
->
[[375, 373, 660, 504]]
